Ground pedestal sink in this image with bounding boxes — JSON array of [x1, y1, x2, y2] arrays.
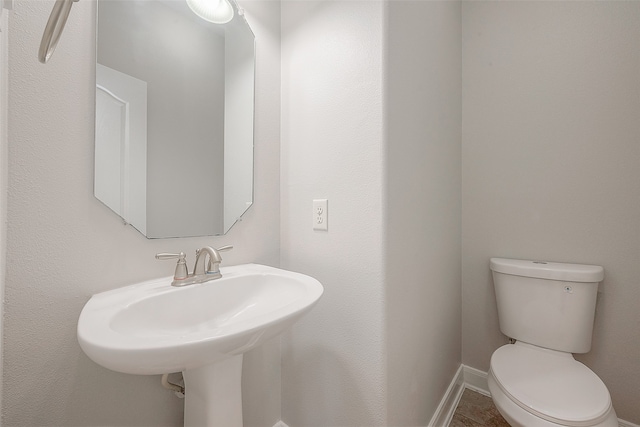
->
[[77, 264, 323, 427]]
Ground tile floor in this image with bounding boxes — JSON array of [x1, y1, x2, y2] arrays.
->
[[449, 389, 510, 427]]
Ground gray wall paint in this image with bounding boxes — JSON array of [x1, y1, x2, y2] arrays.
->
[[3, 1, 280, 425], [386, 1, 462, 424], [462, 1, 640, 423], [0, 7, 7, 414]]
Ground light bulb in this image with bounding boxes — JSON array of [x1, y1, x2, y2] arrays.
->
[[186, 0, 234, 24]]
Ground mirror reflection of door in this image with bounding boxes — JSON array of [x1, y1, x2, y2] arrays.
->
[[95, 64, 147, 235]]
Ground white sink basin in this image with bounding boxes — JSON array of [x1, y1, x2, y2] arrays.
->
[[78, 263, 323, 375]]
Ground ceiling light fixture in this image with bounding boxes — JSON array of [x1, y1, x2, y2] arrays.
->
[[186, 0, 234, 24]]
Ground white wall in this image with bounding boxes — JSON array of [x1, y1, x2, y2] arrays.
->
[[385, 1, 461, 424], [462, 1, 640, 423], [3, 1, 280, 425], [239, 3, 282, 425], [280, 1, 387, 425], [281, 1, 463, 425]]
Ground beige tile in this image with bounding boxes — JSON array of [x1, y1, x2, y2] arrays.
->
[[450, 412, 483, 426], [450, 389, 510, 427], [484, 412, 511, 427], [455, 390, 498, 424]]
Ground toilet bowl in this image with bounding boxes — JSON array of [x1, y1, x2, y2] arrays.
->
[[488, 342, 618, 427], [488, 258, 618, 427]]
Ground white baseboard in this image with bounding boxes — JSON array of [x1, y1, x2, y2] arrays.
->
[[273, 421, 289, 427], [427, 365, 465, 427], [618, 420, 640, 427], [462, 365, 490, 396]]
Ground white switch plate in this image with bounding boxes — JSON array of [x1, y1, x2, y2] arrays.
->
[[313, 199, 328, 231]]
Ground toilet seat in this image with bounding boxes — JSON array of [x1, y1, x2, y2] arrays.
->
[[490, 342, 612, 427]]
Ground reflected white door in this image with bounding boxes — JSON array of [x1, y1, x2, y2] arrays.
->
[[95, 64, 147, 234]]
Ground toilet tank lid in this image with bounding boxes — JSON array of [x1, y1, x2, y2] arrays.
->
[[490, 258, 604, 283]]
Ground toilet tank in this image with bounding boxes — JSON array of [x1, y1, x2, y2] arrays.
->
[[490, 258, 604, 354]]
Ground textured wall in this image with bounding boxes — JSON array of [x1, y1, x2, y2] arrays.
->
[[3, 1, 281, 426], [462, 1, 640, 423], [0, 7, 7, 414], [280, 1, 387, 425], [385, 1, 462, 425], [280, 1, 463, 424]]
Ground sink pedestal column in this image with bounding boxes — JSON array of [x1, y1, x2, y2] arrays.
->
[[183, 355, 243, 427]]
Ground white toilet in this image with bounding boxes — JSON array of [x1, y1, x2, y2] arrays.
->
[[488, 258, 618, 427]]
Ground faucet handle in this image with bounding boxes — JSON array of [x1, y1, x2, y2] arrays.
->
[[155, 252, 189, 280], [195, 245, 233, 257], [155, 252, 185, 260]]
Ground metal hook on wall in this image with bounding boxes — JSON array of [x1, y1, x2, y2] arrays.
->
[[38, 0, 79, 64]]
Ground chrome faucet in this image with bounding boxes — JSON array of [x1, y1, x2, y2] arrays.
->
[[156, 245, 233, 287]]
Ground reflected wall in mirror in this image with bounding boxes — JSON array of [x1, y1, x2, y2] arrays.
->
[[95, 0, 255, 238]]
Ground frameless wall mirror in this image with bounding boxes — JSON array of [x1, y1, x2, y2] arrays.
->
[[95, 0, 255, 238]]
